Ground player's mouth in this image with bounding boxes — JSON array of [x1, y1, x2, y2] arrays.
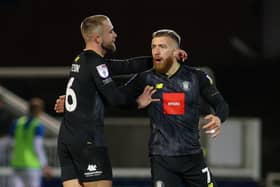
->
[[154, 58, 163, 64]]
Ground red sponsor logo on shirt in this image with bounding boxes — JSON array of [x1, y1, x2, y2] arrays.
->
[[163, 93, 185, 115]]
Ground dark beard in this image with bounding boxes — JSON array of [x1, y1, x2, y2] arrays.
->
[[153, 56, 174, 74]]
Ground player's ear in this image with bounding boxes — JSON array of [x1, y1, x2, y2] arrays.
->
[[92, 32, 102, 44], [97, 35, 103, 44]]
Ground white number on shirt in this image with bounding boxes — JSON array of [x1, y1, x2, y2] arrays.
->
[[65, 77, 77, 112], [202, 167, 211, 184]]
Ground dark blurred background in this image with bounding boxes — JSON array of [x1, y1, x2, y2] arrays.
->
[[1, 0, 280, 181]]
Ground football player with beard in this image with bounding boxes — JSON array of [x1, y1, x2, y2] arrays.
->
[[123, 29, 229, 187], [55, 23, 225, 187]]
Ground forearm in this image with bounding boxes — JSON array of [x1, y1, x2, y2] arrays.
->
[[215, 102, 229, 122], [208, 94, 229, 122], [0, 136, 12, 153], [34, 137, 47, 167], [103, 85, 138, 108], [107, 56, 152, 75], [200, 82, 229, 123]]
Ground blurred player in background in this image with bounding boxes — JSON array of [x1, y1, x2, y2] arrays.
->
[[0, 97, 52, 187]]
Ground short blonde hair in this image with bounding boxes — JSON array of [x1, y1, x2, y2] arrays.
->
[[80, 15, 109, 41]]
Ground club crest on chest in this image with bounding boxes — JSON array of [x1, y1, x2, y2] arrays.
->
[[182, 81, 190, 91]]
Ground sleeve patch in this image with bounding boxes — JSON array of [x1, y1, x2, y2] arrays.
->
[[96, 64, 109, 78]]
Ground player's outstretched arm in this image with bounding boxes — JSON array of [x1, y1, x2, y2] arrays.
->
[[106, 56, 152, 75]]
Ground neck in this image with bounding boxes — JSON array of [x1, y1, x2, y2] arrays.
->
[[166, 60, 180, 77], [84, 43, 105, 57]]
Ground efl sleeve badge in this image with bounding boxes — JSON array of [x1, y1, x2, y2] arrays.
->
[[96, 64, 109, 78]]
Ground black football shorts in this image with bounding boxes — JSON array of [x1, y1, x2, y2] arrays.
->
[[150, 152, 217, 187], [58, 142, 112, 182]]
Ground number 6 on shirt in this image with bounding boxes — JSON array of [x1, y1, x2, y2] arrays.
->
[[65, 77, 77, 112]]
